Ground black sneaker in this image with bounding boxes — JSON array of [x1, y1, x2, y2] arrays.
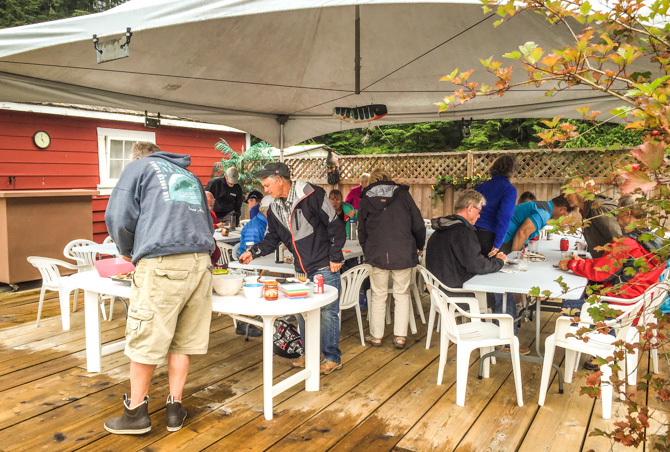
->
[[104, 394, 151, 435], [235, 322, 262, 338], [166, 395, 187, 432]]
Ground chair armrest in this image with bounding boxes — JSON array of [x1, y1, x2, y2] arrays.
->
[[451, 302, 515, 338]]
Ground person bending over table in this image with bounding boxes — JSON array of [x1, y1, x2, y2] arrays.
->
[[558, 195, 665, 370], [494, 195, 575, 352], [563, 178, 621, 258], [238, 162, 346, 375], [104, 142, 216, 435], [424, 190, 520, 350], [357, 168, 426, 349]]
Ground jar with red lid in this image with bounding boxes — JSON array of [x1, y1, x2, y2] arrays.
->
[[264, 280, 278, 301]]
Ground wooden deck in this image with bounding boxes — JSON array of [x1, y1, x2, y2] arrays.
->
[[0, 287, 667, 451]]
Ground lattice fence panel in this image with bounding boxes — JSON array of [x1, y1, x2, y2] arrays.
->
[[284, 148, 632, 184]]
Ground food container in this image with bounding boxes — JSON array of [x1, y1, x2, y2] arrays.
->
[[264, 280, 279, 301], [212, 274, 245, 296], [220, 227, 229, 237], [94, 257, 135, 278], [243, 283, 264, 299], [560, 238, 569, 252]]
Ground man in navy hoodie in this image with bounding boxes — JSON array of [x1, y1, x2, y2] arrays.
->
[[104, 142, 215, 435]]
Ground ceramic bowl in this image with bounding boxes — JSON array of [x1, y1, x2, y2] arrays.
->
[[243, 282, 265, 299], [212, 274, 245, 296]]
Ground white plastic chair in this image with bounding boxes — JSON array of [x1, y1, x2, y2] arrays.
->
[[239, 219, 251, 227], [231, 242, 241, 261], [623, 281, 669, 385], [423, 218, 432, 229], [26, 256, 79, 328], [417, 265, 488, 349], [538, 290, 649, 420], [103, 236, 114, 244], [425, 282, 523, 407], [340, 264, 372, 346], [216, 243, 235, 266]]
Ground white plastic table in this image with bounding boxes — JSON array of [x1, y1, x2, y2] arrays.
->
[[66, 270, 337, 420], [228, 240, 363, 275], [213, 229, 242, 244], [463, 236, 588, 388]]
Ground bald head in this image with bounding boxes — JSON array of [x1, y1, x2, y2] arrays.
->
[[205, 191, 215, 209]]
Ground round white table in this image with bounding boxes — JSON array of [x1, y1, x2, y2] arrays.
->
[[64, 270, 337, 420]]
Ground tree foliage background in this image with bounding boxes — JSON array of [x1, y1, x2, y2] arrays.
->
[[306, 118, 642, 154], [0, 0, 125, 29]]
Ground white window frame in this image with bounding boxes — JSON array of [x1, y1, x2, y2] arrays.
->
[[97, 128, 156, 195]]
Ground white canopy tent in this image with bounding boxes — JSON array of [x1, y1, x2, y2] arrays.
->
[[0, 0, 653, 149]]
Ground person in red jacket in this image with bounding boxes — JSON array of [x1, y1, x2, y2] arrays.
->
[[558, 195, 665, 369]]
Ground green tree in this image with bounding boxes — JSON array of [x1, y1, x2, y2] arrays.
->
[[212, 139, 273, 195], [0, 0, 125, 29]]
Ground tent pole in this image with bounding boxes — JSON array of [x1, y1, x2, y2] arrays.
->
[[355, 5, 360, 94], [277, 114, 288, 162]]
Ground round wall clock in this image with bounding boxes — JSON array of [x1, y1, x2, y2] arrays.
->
[[33, 131, 51, 149]]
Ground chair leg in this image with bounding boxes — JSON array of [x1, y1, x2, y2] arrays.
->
[[426, 304, 436, 349], [509, 338, 524, 407], [72, 288, 79, 313], [410, 279, 425, 324], [99, 295, 108, 321], [564, 350, 578, 384], [480, 347, 492, 378], [538, 336, 556, 406], [652, 347, 659, 374], [354, 305, 366, 347], [408, 296, 417, 335], [600, 364, 613, 420], [108, 297, 115, 321], [35, 287, 47, 327], [58, 286, 72, 330], [455, 345, 471, 406], [437, 331, 450, 385], [627, 348, 638, 387]]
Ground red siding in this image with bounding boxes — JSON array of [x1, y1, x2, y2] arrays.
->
[[0, 110, 245, 243]]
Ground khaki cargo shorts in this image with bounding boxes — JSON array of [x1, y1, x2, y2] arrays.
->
[[125, 253, 213, 365]]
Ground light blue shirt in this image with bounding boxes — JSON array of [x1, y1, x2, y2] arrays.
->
[[503, 201, 553, 245]]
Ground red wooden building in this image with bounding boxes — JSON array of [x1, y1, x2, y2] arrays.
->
[[0, 102, 246, 284]]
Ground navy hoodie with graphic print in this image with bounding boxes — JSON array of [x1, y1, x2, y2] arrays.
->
[[105, 152, 215, 264]]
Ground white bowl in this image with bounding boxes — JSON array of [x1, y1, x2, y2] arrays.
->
[[212, 274, 245, 296], [243, 283, 265, 299]]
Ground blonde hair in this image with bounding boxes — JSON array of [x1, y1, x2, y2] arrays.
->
[[130, 142, 161, 160], [360, 173, 371, 184], [369, 168, 391, 184]]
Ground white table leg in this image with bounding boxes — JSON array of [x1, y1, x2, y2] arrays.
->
[[84, 289, 102, 372], [262, 315, 276, 420], [304, 308, 321, 391], [58, 284, 71, 331]]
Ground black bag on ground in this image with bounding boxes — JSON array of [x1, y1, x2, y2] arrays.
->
[[273, 319, 304, 359]]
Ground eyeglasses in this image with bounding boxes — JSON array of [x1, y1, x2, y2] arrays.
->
[[470, 204, 482, 213]]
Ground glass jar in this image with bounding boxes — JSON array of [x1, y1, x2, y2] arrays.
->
[[264, 280, 278, 301]]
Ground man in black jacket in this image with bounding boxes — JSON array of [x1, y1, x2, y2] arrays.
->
[[426, 189, 507, 290], [205, 167, 243, 225], [358, 168, 426, 349], [239, 162, 346, 375]]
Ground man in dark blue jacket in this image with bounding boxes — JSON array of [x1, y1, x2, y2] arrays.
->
[[239, 162, 346, 375]]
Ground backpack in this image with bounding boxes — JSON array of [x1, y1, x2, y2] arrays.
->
[[273, 319, 304, 359]]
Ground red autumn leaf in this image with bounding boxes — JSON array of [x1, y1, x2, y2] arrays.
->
[[620, 171, 657, 194], [631, 141, 666, 171]]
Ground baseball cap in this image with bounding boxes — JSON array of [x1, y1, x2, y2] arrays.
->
[[225, 166, 239, 184], [254, 162, 290, 179], [245, 190, 263, 203]]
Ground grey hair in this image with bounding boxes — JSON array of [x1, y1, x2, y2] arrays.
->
[[454, 189, 486, 212], [360, 173, 371, 184]]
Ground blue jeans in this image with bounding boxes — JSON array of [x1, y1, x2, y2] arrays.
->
[[494, 292, 518, 335], [297, 267, 342, 364]]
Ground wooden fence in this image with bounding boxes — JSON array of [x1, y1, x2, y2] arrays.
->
[[282, 148, 632, 219]]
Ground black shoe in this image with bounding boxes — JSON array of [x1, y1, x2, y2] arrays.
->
[[235, 322, 262, 338], [583, 356, 600, 371], [166, 395, 187, 432], [104, 395, 151, 435]]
